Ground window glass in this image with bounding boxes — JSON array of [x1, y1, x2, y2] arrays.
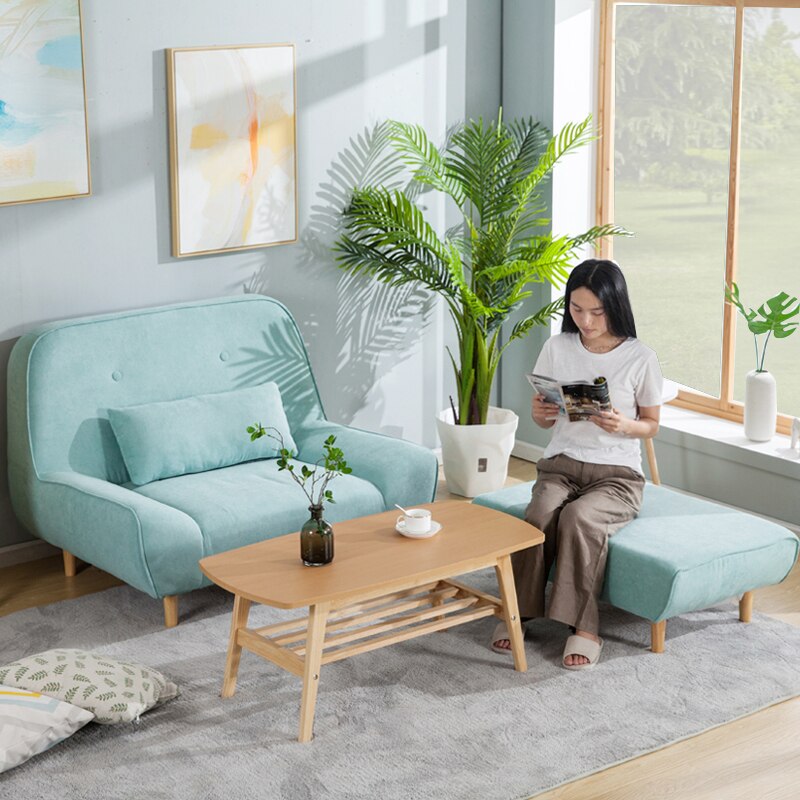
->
[[734, 8, 800, 417], [612, 4, 735, 397]]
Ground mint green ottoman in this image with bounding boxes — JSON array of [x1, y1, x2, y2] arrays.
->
[[473, 481, 798, 652]]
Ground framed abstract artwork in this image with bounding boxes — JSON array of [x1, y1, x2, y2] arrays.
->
[[166, 43, 298, 258], [0, 0, 91, 206]]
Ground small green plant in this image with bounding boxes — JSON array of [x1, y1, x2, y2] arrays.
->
[[247, 425, 351, 507], [725, 283, 799, 373]]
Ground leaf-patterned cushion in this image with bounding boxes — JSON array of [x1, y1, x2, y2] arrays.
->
[[0, 650, 178, 725]]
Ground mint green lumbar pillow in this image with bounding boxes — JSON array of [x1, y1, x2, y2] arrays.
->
[[108, 382, 296, 485]]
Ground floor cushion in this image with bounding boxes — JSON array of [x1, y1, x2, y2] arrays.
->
[[0, 650, 178, 724], [0, 685, 93, 772]]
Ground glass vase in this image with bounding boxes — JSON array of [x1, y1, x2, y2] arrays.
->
[[300, 505, 334, 566]]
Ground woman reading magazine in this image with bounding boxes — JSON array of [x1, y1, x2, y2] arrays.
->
[[492, 259, 663, 669]]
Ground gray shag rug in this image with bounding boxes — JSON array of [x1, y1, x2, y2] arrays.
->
[[2, 571, 800, 800]]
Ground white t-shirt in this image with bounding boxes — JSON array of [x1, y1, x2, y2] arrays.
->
[[534, 333, 663, 474]]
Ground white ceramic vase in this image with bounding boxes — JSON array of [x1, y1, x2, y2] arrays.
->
[[436, 406, 519, 498], [744, 369, 777, 442]]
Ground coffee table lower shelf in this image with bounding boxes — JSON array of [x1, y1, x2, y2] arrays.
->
[[220, 561, 526, 742]]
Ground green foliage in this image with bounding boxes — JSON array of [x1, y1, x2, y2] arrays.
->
[[615, 7, 800, 195], [725, 282, 799, 372], [247, 424, 351, 508], [334, 110, 628, 424]]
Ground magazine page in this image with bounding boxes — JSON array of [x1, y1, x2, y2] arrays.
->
[[526, 373, 566, 415], [560, 378, 611, 421], [527, 374, 612, 422]]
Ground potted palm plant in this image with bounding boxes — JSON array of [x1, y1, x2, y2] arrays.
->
[[334, 112, 627, 496]]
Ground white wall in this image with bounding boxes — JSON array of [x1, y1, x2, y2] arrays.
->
[[0, 0, 502, 550]]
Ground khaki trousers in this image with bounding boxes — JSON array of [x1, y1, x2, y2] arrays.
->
[[512, 454, 645, 635]]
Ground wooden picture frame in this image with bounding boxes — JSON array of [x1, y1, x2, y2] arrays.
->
[[0, 0, 91, 207], [166, 43, 298, 258]]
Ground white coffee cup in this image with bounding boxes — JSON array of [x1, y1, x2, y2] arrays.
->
[[397, 508, 432, 534]]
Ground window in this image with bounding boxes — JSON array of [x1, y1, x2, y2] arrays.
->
[[598, 0, 800, 434]]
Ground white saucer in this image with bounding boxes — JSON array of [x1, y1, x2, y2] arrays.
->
[[396, 520, 442, 539]]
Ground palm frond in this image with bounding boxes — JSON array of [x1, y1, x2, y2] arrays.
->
[[389, 121, 465, 206], [336, 187, 458, 298], [512, 116, 595, 206], [444, 242, 498, 321], [504, 118, 551, 177], [569, 223, 631, 250], [508, 297, 566, 342], [444, 118, 516, 223]]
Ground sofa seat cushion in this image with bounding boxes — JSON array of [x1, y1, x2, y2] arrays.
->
[[133, 459, 385, 556], [109, 383, 296, 486], [473, 482, 799, 622]]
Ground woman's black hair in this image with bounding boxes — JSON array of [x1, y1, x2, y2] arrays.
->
[[561, 259, 637, 339]]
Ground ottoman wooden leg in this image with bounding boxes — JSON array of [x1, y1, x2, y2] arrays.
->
[[651, 620, 666, 653], [739, 591, 754, 623], [63, 550, 77, 577]]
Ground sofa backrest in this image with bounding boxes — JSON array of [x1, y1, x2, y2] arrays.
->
[[7, 295, 326, 486]]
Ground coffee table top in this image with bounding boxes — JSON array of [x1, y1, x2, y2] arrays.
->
[[199, 500, 543, 608]]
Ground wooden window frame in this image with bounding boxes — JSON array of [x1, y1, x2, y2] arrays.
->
[[597, 0, 800, 436]]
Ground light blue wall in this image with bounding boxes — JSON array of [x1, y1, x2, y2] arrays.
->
[[498, 0, 555, 450], [0, 0, 502, 550]]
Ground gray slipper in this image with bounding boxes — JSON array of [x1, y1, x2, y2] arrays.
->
[[490, 621, 514, 655], [562, 634, 603, 670]]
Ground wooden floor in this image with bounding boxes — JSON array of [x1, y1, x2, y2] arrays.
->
[[1, 457, 798, 799]]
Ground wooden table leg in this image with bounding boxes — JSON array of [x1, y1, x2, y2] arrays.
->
[[298, 601, 330, 743], [495, 555, 527, 673], [221, 594, 252, 698]]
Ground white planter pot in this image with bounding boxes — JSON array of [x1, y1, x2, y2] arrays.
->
[[744, 370, 777, 442], [436, 406, 519, 498]]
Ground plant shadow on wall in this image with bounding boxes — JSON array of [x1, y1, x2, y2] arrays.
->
[[245, 122, 437, 426]]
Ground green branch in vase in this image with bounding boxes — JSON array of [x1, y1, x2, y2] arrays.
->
[[247, 424, 351, 507]]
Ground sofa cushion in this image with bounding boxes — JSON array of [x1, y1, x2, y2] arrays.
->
[[133, 458, 386, 556], [473, 482, 799, 622], [0, 684, 93, 773], [0, 650, 178, 725], [108, 382, 296, 486]]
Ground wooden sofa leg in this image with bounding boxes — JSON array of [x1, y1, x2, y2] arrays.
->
[[63, 550, 77, 577], [651, 620, 666, 653], [164, 596, 179, 628], [739, 591, 754, 623]]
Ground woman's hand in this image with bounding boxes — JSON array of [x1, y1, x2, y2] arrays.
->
[[532, 394, 560, 428], [591, 408, 629, 434]]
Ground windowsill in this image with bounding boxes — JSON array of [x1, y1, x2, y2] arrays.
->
[[659, 404, 800, 479]]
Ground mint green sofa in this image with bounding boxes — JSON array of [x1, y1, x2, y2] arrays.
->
[[7, 296, 438, 626], [474, 480, 798, 652]]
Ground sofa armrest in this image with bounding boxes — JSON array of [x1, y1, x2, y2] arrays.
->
[[37, 471, 204, 598], [293, 422, 438, 509]]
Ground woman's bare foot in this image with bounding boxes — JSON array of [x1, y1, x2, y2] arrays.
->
[[563, 629, 601, 666]]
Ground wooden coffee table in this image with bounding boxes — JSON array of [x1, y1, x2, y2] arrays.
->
[[199, 500, 543, 742]]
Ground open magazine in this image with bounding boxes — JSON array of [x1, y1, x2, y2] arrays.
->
[[526, 373, 612, 421]]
